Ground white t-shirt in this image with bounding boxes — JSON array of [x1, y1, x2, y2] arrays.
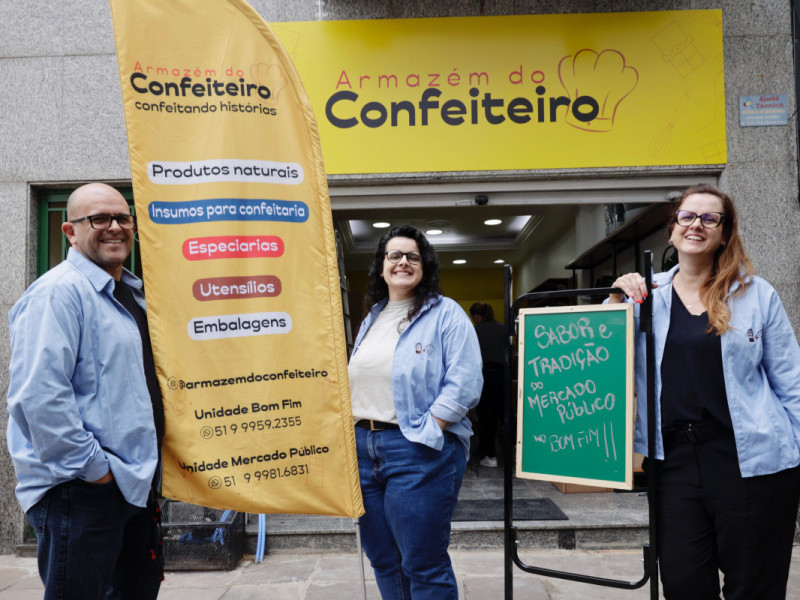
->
[[348, 298, 413, 423]]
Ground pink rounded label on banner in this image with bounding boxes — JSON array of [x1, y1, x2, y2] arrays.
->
[[182, 236, 284, 260]]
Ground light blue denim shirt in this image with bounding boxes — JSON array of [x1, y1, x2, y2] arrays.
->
[[352, 295, 483, 457], [631, 265, 800, 477], [7, 249, 158, 511]]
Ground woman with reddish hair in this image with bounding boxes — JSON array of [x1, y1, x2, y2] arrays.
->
[[610, 183, 800, 599]]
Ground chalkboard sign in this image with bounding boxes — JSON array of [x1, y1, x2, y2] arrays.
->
[[516, 304, 634, 490]]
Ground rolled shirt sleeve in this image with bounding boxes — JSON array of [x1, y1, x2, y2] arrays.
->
[[758, 285, 800, 444], [429, 307, 484, 424], [8, 292, 111, 484]]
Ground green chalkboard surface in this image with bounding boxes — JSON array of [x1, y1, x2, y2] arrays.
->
[[516, 304, 634, 489]]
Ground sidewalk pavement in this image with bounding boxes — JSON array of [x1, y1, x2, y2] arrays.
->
[[3, 548, 800, 599]]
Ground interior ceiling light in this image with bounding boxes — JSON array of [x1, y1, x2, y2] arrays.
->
[[372, 221, 391, 228], [494, 259, 505, 264], [453, 259, 467, 265], [426, 229, 443, 235], [484, 218, 502, 226]]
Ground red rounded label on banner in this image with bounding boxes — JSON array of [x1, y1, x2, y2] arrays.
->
[[192, 275, 282, 301]]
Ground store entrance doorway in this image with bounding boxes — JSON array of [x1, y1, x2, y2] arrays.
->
[[330, 174, 711, 334]]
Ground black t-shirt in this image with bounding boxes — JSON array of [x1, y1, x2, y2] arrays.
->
[[113, 280, 165, 450], [660, 286, 733, 430], [475, 320, 507, 366]]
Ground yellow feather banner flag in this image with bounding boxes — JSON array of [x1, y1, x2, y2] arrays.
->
[[109, 0, 363, 518]]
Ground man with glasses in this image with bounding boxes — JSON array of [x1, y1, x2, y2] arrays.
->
[[7, 183, 163, 599]]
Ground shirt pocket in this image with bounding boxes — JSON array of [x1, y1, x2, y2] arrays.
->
[[726, 321, 764, 391]]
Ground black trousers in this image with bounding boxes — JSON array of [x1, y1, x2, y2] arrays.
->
[[655, 433, 800, 600], [27, 480, 161, 600], [477, 363, 504, 459]]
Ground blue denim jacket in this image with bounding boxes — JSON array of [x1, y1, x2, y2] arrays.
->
[[352, 295, 483, 457], [633, 265, 800, 477], [7, 249, 158, 511]]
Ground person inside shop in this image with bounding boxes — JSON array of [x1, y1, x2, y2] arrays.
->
[[608, 183, 800, 599], [348, 225, 483, 599], [469, 302, 507, 468], [6, 183, 164, 599]]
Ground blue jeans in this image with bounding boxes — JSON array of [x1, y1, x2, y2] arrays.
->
[[356, 427, 466, 600], [26, 479, 161, 600]]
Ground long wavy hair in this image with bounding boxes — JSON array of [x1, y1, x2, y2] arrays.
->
[[364, 225, 441, 320], [669, 183, 754, 334]]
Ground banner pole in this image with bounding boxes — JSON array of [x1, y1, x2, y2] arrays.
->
[[355, 519, 368, 600], [642, 251, 660, 600], [503, 264, 514, 600]]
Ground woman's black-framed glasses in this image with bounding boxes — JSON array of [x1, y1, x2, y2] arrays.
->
[[385, 250, 422, 265], [675, 210, 725, 228], [69, 213, 137, 230]]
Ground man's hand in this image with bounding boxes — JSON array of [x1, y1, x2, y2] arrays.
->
[[434, 416, 450, 431]]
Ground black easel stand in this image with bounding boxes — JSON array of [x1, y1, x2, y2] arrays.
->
[[503, 251, 659, 600]]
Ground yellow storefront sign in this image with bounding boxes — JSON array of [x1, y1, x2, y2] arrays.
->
[[273, 11, 726, 174], [109, 0, 363, 518]]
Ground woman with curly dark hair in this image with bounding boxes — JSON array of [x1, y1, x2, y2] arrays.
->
[[348, 225, 482, 599], [610, 183, 800, 599]]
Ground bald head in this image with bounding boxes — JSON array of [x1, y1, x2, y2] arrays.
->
[[66, 183, 127, 222]]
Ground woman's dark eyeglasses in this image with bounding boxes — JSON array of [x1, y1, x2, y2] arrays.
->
[[385, 250, 422, 265], [69, 213, 137, 230], [674, 210, 725, 228]]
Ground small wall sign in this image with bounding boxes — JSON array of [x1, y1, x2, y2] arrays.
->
[[739, 94, 788, 127]]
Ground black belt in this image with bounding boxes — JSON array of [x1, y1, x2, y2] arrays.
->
[[662, 421, 730, 446], [356, 419, 399, 431]]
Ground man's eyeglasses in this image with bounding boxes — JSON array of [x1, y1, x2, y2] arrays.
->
[[674, 210, 725, 229], [69, 213, 137, 230], [385, 250, 422, 265]]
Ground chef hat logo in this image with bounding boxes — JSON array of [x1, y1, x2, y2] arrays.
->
[[558, 49, 639, 132], [250, 62, 287, 104]]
